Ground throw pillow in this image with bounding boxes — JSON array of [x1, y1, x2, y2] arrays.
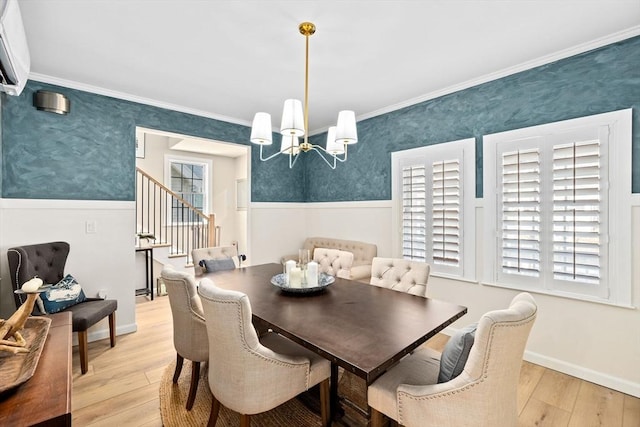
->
[[199, 258, 236, 273], [40, 274, 87, 314], [438, 322, 478, 383]]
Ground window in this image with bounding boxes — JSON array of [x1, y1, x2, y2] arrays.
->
[[392, 138, 475, 279], [483, 109, 632, 306], [165, 156, 210, 223]]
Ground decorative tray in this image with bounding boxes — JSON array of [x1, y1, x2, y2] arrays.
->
[[271, 273, 335, 294], [0, 316, 52, 394]]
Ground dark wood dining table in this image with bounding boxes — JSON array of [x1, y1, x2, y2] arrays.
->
[[204, 263, 467, 425]]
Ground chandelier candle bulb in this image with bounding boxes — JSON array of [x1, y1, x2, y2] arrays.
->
[[306, 261, 318, 287], [285, 260, 296, 285], [289, 267, 302, 288]]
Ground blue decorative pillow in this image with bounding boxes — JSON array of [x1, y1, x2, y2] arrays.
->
[[41, 274, 87, 314], [199, 258, 236, 272], [438, 323, 477, 383]]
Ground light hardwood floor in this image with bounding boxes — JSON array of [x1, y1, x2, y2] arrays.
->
[[71, 295, 640, 427]]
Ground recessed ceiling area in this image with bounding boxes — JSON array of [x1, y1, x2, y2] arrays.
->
[[19, 1, 640, 134], [169, 137, 248, 158]]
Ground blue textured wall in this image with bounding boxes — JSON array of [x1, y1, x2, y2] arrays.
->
[[1, 81, 305, 201], [2, 36, 638, 202], [306, 35, 640, 201]]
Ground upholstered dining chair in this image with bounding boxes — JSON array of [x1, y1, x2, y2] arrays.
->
[[367, 292, 537, 427], [191, 245, 242, 276], [160, 265, 208, 410], [198, 279, 331, 427], [313, 247, 354, 279], [369, 257, 430, 297], [7, 241, 117, 374]]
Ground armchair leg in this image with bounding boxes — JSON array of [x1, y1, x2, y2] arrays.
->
[[371, 407, 386, 427], [240, 414, 250, 427], [173, 354, 184, 383], [78, 330, 89, 374], [207, 394, 221, 427], [319, 378, 330, 427], [108, 312, 116, 347], [186, 361, 200, 410]]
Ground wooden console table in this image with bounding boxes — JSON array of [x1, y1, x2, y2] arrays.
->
[[0, 311, 72, 426]]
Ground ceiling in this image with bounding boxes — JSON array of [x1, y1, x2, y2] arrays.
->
[[18, 1, 640, 136]]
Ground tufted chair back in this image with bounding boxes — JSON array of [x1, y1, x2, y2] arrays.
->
[[6, 241, 118, 375], [369, 257, 430, 297], [191, 245, 238, 276], [313, 248, 354, 279], [7, 241, 70, 311]]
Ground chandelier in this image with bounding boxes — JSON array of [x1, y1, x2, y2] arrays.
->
[[249, 22, 358, 169]]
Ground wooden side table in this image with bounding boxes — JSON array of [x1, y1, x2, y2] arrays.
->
[[0, 311, 72, 426]]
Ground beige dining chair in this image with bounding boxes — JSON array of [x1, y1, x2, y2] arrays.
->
[[198, 278, 331, 427], [313, 247, 354, 279], [191, 245, 239, 276], [367, 292, 537, 427], [369, 257, 430, 297], [160, 265, 208, 411], [338, 257, 431, 410]]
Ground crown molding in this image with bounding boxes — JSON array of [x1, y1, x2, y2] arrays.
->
[[334, 25, 640, 134], [28, 73, 252, 128]]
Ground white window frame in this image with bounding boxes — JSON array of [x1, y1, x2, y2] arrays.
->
[[392, 137, 476, 281], [483, 109, 632, 307], [164, 155, 212, 224]]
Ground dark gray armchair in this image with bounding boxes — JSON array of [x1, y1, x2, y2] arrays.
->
[[7, 241, 117, 374]]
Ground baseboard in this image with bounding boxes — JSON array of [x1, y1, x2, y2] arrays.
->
[[438, 326, 639, 398], [524, 351, 640, 398], [71, 322, 138, 346]]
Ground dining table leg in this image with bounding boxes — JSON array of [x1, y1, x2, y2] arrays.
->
[[330, 363, 339, 422]]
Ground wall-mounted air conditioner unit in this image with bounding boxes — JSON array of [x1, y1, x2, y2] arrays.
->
[[0, 0, 29, 96]]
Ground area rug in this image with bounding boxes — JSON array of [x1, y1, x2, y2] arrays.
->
[[159, 360, 324, 426]]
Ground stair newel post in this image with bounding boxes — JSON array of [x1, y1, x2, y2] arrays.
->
[[208, 214, 216, 247]]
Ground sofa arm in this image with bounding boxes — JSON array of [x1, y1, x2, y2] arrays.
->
[[349, 264, 372, 282]]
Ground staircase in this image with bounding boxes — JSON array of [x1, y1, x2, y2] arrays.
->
[[136, 167, 216, 267]]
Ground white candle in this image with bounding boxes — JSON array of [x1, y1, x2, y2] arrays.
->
[[306, 261, 318, 287], [289, 267, 302, 288], [285, 260, 296, 285]]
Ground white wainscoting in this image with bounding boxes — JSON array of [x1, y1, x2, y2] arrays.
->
[[2, 198, 636, 396]]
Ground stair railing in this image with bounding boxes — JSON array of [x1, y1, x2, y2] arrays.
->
[[136, 167, 215, 265]]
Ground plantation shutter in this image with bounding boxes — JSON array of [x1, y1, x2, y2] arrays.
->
[[432, 159, 460, 266], [552, 140, 601, 285], [402, 165, 426, 261], [501, 149, 541, 277]]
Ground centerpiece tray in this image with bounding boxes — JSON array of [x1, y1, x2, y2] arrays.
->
[[0, 316, 52, 394], [271, 273, 335, 294]]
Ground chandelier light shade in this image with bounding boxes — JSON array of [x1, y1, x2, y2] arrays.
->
[[280, 99, 305, 137], [281, 135, 300, 156], [250, 21, 358, 169], [250, 112, 273, 145], [325, 126, 345, 155], [335, 110, 358, 145]]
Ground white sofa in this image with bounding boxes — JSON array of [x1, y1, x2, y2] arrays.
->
[[282, 237, 377, 282]]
